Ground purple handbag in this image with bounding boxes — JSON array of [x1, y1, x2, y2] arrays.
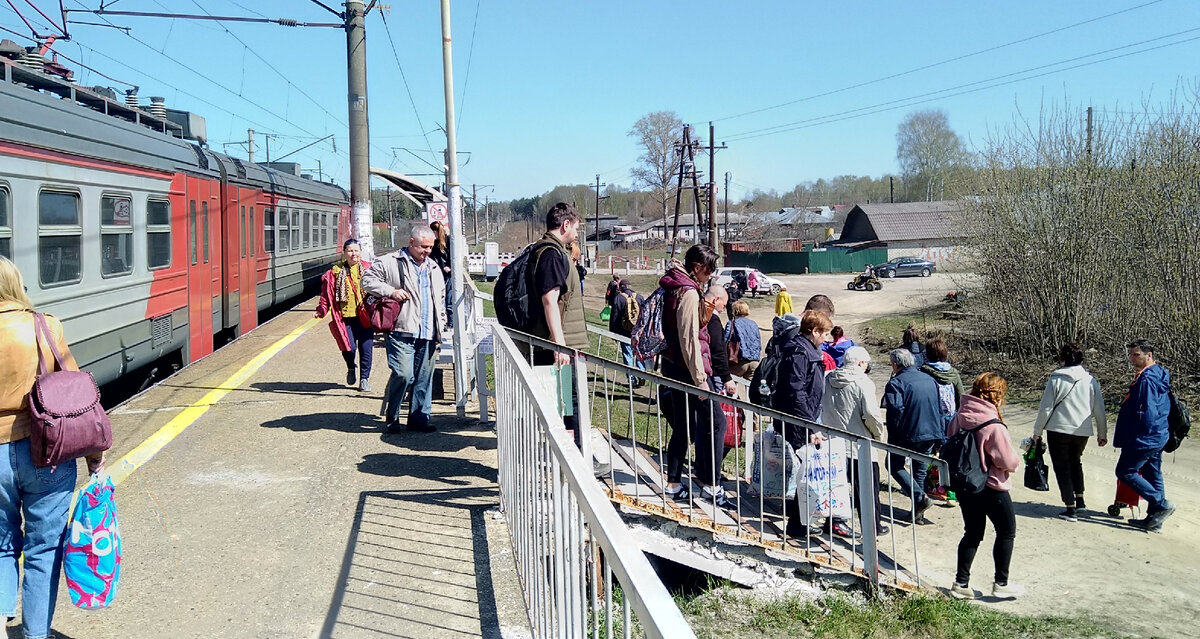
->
[[27, 313, 112, 468]]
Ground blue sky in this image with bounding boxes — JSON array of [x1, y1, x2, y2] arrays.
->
[[3, 1, 1199, 201]]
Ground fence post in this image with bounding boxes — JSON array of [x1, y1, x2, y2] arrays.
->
[[856, 438, 879, 592], [573, 351, 592, 466]]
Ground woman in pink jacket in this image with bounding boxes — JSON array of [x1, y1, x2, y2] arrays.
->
[[315, 239, 374, 391], [947, 372, 1022, 600]]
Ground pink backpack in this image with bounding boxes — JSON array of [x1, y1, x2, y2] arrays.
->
[[27, 313, 112, 467]]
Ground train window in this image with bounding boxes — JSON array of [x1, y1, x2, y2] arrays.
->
[[100, 195, 133, 277], [302, 211, 310, 248], [146, 199, 171, 270], [278, 209, 289, 252], [263, 207, 275, 254], [37, 190, 82, 286], [0, 186, 10, 260], [311, 211, 319, 247], [189, 200, 197, 265], [240, 206, 247, 259], [320, 213, 328, 247], [290, 210, 300, 250], [249, 207, 256, 257], [201, 201, 209, 263]]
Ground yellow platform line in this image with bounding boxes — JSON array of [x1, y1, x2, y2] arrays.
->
[[107, 317, 321, 487]]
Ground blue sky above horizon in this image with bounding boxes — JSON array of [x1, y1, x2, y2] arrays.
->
[[4, 1, 1199, 202]]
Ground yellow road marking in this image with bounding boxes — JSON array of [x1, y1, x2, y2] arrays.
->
[[107, 317, 321, 487]]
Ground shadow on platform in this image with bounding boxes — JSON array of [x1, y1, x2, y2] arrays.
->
[[260, 412, 383, 434], [319, 487, 503, 639]]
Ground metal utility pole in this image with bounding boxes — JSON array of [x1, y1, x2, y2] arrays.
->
[[472, 184, 478, 246], [247, 129, 255, 163], [889, 176, 894, 203], [345, 0, 373, 259], [707, 122, 716, 250], [440, 0, 468, 416]]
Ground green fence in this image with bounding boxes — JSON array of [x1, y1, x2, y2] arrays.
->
[[726, 247, 887, 274]]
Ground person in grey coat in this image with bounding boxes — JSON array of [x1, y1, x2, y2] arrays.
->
[[363, 224, 448, 433]]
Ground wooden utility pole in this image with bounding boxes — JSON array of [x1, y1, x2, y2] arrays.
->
[[591, 174, 606, 245], [723, 171, 730, 242], [706, 122, 726, 250], [1086, 106, 1094, 157], [669, 125, 705, 256]]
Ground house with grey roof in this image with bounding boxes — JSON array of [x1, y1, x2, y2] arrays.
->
[[833, 201, 970, 267]]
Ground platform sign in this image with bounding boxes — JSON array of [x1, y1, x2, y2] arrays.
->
[[426, 201, 448, 224]]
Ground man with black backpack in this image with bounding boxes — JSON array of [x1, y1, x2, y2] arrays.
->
[[1115, 339, 1177, 533], [609, 280, 645, 387]]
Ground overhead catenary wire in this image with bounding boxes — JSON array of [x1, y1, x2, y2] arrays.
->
[[455, 0, 480, 131], [724, 27, 1200, 142], [378, 10, 437, 165], [707, 0, 1165, 125]]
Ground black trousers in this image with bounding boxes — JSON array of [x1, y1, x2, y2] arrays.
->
[[850, 460, 882, 529], [660, 359, 725, 487], [955, 487, 1016, 586], [1046, 431, 1089, 507]]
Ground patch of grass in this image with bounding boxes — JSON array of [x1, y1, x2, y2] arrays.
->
[[678, 589, 1126, 639]]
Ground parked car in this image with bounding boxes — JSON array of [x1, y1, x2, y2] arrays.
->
[[713, 267, 788, 295], [875, 257, 936, 278]]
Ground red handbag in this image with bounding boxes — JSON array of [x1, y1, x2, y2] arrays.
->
[[27, 313, 112, 468], [721, 399, 745, 448]]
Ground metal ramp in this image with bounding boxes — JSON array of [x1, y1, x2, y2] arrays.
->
[[591, 428, 927, 592]]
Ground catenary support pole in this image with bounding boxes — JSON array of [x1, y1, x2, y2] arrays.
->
[[708, 122, 717, 250], [345, 0, 374, 258], [247, 129, 255, 163], [440, 0, 468, 417]]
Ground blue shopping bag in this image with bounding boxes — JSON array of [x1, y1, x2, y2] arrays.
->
[[63, 473, 121, 609]]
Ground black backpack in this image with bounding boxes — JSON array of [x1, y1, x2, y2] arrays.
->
[[748, 322, 801, 408], [494, 240, 557, 332], [1165, 389, 1191, 453], [939, 418, 1002, 495]]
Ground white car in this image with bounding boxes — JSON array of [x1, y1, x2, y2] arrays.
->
[[713, 267, 787, 295]]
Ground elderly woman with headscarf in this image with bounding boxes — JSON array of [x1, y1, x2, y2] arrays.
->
[[315, 238, 375, 391]]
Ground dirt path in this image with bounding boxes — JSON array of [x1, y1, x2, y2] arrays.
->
[[750, 272, 1198, 638]]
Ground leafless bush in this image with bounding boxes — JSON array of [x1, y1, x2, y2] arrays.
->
[[964, 91, 1200, 386]]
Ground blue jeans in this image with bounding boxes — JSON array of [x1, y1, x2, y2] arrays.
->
[[339, 316, 374, 381], [890, 440, 939, 505], [1116, 447, 1167, 511], [0, 438, 76, 639], [619, 342, 645, 382], [382, 333, 438, 428]]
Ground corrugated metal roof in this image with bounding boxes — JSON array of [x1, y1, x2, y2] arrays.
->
[[848, 201, 965, 242]]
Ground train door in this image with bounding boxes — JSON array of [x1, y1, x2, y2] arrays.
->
[[241, 198, 258, 332], [185, 176, 214, 361], [220, 182, 241, 335]]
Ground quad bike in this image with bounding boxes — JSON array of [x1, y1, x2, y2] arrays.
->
[[848, 272, 882, 291]]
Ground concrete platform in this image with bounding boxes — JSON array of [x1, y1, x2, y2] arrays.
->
[[40, 301, 531, 639]]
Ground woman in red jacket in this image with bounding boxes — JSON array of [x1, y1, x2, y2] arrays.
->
[[947, 372, 1022, 600], [315, 239, 374, 391]]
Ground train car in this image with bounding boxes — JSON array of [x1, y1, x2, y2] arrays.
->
[[0, 53, 349, 386]]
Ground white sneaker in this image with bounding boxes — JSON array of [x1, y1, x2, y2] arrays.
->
[[949, 583, 974, 600], [991, 582, 1024, 599]]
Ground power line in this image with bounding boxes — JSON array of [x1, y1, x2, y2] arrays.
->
[[708, 0, 1165, 125], [65, 0, 325, 140], [186, 0, 347, 129], [725, 27, 1200, 142]]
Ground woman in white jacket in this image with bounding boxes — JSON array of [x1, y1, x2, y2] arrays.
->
[[822, 346, 888, 535], [1032, 343, 1107, 521]]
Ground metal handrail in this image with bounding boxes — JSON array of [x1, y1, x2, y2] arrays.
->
[[503, 325, 948, 591], [506, 328, 948, 467], [493, 324, 697, 638]]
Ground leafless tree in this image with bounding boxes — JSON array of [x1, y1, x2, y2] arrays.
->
[[897, 109, 971, 201], [629, 111, 683, 230], [965, 92, 1200, 384]]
